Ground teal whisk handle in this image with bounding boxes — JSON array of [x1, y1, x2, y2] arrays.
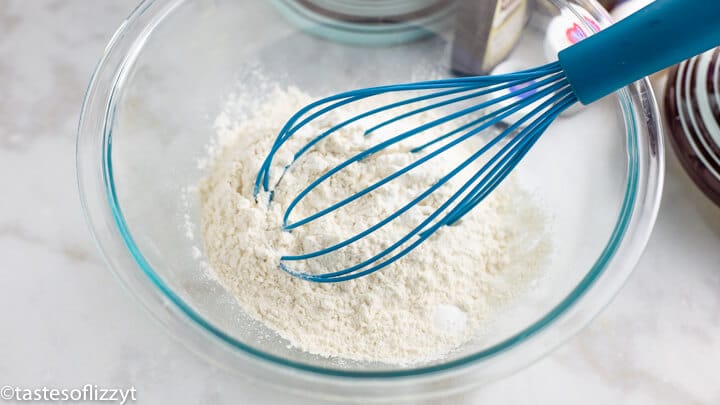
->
[[559, 0, 720, 105]]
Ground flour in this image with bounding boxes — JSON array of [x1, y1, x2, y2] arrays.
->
[[199, 87, 552, 364]]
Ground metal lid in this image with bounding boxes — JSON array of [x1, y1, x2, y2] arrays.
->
[[273, 0, 456, 45]]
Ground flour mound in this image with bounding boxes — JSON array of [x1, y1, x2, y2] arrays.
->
[[199, 87, 551, 364]]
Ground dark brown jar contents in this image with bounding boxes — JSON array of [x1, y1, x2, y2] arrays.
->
[[664, 48, 720, 207]]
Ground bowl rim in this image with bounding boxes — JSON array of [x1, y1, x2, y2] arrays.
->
[[77, 0, 664, 386]]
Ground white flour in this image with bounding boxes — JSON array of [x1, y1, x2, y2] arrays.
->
[[199, 87, 551, 364]]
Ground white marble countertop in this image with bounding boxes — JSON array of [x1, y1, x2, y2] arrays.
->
[[1, 1, 718, 404]]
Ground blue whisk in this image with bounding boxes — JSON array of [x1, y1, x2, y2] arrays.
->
[[255, 0, 720, 282]]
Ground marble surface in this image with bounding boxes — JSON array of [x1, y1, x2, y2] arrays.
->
[[1, 1, 718, 403]]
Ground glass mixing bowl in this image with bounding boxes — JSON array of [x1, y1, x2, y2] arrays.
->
[[77, 0, 663, 401]]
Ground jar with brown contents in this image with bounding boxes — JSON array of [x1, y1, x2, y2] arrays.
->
[[664, 48, 720, 207]]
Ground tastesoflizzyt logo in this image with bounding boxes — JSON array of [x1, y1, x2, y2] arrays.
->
[[0, 384, 136, 404]]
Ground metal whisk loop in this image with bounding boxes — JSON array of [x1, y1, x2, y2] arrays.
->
[[253, 63, 564, 198], [284, 88, 575, 282], [281, 73, 568, 230], [255, 62, 577, 282]]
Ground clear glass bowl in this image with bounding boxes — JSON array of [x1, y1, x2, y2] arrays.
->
[[77, 0, 664, 401]]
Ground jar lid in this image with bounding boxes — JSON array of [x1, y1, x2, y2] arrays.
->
[[664, 48, 720, 207], [273, 0, 456, 46]]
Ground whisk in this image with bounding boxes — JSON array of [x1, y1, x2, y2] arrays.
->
[[255, 0, 720, 282]]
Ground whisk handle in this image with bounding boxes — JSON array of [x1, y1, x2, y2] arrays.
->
[[559, 0, 720, 105]]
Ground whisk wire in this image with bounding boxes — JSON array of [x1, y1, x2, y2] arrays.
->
[[254, 63, 564, 198], [278, 77, 576, 282], [363, 72, 565, 136], [281, 100, 563, 282], [282, 76, 569, 229], [279, 90, 548, 262], [443, 91, 577, 226], [252, 62, 574, 282]]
